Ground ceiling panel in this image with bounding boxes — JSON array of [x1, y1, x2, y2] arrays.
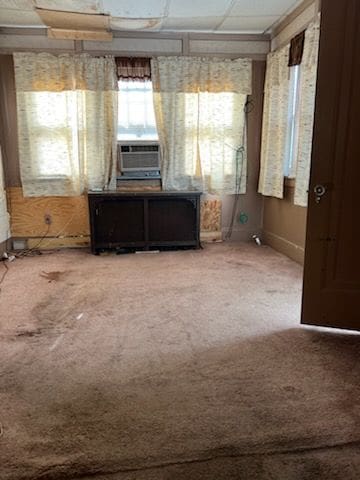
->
[[102, 0, 167, 19], [162, 17, 223, 31], [168, 0, 233, 18], [0, 9, 44, 26], [230, 0, 298, 16], [0, 0, 305, 34], [34, 0, 101, 14], [110, 17, 163, 31], [36, 8, 109, 30], [217, 15, 279, 33], [0, 0, 33, 10]]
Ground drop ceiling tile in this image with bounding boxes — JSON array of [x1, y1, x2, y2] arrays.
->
[[217, 15, 279, 33], [34, 0, 102, 14], [110, 17, 163, 31], [0, 9, 45, 27], [102, 0, 167, 18], [168, 0, 233, 18], [36, 8, 109, 30], [229, 0, 298, 16], [0, 0, 33, 10], [161, 16, 223, 31]]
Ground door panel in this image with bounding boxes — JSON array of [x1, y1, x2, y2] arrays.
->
[[302, 0, 360, 330]]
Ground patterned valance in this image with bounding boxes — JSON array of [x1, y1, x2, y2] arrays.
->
[[115, 57, 151, 81], [288, 30, 305, 66], [13, 53, 118, 92], [151, 56, 252, 94]]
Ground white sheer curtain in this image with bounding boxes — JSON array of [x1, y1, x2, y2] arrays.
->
[[294, 18, 321, 206], [14, 53, 118, 197], [258, 44, 290, 198], [151, 56, 251, 194]]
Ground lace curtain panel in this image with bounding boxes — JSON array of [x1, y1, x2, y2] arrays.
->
[[294, 19, 321, 206], [13, 53, 118, 197], [151, 56, 251, 194], [258, 44, 290, 199], [258, 18, 320, 204]]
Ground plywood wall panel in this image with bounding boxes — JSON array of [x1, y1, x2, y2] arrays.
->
[[9, 187, 90, 237], [200, 198, 221, 232]]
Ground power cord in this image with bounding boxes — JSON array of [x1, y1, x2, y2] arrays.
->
[[0, 259, 9, 295], [15, 223, 51, 258], [225, 95, 250, 240]]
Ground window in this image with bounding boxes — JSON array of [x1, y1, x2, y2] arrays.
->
[[184, 91, 242, 178], [284, 65, 301, 177], [117, 80, 158, 141], [28, 91, 79, 179]]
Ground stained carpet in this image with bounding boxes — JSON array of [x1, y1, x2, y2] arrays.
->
[[0, 243, 359, 480]]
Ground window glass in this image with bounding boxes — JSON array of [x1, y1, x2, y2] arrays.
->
[[118, 80, 158, 141], [284, 65, 301, 177]]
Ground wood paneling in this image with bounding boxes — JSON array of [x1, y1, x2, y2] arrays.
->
[[8, 187, 90, 237], [200, 199, 221, 232]]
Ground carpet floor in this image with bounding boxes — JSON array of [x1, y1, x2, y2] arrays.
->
[[0, 243, 359, 480]]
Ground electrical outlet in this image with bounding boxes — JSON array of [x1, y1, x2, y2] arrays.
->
[[44, 214, 52, 225]]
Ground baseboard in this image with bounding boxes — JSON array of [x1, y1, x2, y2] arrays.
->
[[221, 226, 262, 242], [26, 236, 90, 250], [200, 231, 222, 242], [262, 231, 304, 265]]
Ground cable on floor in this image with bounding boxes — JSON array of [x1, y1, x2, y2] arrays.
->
[[0, 260, 9, 295]]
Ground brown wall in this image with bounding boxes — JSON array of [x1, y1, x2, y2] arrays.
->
[[221, 60, 265, 241], [263, 183, 307, 264], [0, 55, 20, 187]]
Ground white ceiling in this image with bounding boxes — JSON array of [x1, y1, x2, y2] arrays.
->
[[0, 0, 303, 34]]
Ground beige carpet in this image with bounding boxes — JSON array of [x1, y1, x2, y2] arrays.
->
[[0, 243, 359, 480]]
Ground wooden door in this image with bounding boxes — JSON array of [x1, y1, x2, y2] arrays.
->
[[302, 0, 360, 330]]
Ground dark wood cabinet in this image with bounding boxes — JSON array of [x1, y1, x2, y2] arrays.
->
[[88, 191, 201, 254]]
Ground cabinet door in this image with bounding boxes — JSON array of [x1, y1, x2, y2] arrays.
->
[[94, 198, 145, 245], [148, 197, 197, 243]]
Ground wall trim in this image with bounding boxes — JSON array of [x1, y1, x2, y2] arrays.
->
[[0, 26, 270, 59], [263, 230, 305, 265], [270, 0, 317, 39], [0, 27, 269, 42]]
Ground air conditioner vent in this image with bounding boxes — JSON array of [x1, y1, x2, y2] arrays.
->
[[118, 143, 161, 176]]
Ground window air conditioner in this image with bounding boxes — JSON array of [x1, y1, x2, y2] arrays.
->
[[118, 143, 161, 178]]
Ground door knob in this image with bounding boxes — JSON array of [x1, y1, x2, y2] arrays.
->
[[314, 184, 326, 203]]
